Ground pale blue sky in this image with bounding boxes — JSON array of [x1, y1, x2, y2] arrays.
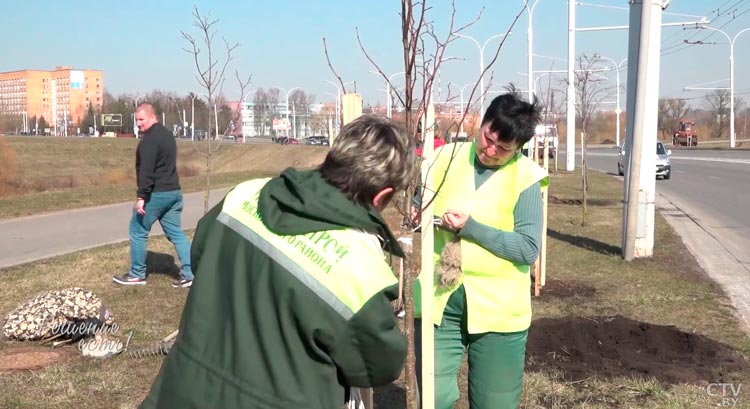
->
[[3, 1, 749, 109]]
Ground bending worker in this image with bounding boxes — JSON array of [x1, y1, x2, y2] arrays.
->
[[142, 115, 417, 409]]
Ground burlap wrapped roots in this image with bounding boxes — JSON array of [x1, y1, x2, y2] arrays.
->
[[2, 287, 115, 341], [437, 238, 462, 289]]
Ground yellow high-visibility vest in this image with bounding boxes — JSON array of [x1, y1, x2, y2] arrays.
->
[[418, 142, 548, 333], [218, 179, 396, 319]]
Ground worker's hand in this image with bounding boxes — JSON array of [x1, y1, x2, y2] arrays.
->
[[441, 210, 468, 232], [135, 198, 146, 215]]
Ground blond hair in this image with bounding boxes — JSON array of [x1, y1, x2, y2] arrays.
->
[[320, 115, 417, 206]]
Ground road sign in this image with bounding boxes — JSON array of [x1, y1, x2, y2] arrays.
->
[[101, 114, 123, 127], [615, 107, 622, 115]]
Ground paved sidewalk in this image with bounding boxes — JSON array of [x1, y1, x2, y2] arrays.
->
[[656, 193, 750, 331], [0, 188, 231, 269]]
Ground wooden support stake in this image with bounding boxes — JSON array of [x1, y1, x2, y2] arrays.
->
[[361, 388, 374, 409], [542, 141, 550, 288], [419, 103, 436, 409]]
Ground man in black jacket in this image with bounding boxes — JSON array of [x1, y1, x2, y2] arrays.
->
[[113, 103, 194, 288]]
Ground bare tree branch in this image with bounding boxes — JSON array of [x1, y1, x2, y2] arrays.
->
[[182, 5, 249, 213], [322, 38, 348, 94]]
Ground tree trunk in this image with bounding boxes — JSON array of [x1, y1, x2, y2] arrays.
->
[[204, 149, 211, 214], [403, 234, 419, 409], [581, 131, 587, 227]]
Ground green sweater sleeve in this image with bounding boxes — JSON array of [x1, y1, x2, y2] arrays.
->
[[458, 182, 543, 265]]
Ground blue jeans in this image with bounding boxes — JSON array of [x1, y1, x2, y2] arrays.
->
[[129, 190, 193, 280]]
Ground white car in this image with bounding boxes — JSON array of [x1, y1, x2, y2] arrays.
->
[[618, 141, 672, 180]]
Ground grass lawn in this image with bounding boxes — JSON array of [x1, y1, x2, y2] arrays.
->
[[1, 163, 749, 407], [0, 136, 328, 219]]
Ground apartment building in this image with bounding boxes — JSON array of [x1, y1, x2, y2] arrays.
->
[[0, 66, 103, 132], [240, 101, 290, 137]]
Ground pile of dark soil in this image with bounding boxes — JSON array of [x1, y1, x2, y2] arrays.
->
[[540, 278, 597, 299], [526, 315, 750, 385]]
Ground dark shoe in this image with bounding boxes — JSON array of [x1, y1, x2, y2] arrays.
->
[[113, 273, 146, 286], [172, 278, 193, 288]]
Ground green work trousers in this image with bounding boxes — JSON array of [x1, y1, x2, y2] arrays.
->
[[416, 285, 528, 409]]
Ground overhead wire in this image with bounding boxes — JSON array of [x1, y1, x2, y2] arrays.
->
[[660, 0, 750, 57]]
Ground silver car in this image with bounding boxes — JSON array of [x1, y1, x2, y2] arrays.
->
[[618, 141, 672, 180]]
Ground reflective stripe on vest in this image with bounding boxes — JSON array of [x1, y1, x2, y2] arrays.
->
[[217, 178, 397, 320], [423, 142, 548, 333]]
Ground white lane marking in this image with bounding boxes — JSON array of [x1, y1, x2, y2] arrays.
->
[[585, 151, 750, 165], [670, 157, 750, 165]]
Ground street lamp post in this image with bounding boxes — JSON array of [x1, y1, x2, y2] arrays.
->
[[522, 0, 541, 102], [518, 71, 553, 97], [695, 26, 750, 148], [325, 80, 354, 129], [169, 97, 184, 138], [189, 93, 197, 141], [597, 55, 627, 147], [455, 32, 512, 115], [134, 94, 145, 138], [566, 0, 576, 172], [370, 58, 428, 119], [459, 82, 476, 133], [324, 81, 341, 127], [284, 87, 301, 139], [369, 71, 406, 119], [324, 81, 341, 134]]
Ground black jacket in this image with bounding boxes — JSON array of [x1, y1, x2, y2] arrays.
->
[[136, 122, 180, 199]]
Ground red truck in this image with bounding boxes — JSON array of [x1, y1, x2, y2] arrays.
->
[[672, 119, 698, 146]]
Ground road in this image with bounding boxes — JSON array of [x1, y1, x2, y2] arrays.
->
[[0, 188, 231, 269], [559, 145, 750, 327]]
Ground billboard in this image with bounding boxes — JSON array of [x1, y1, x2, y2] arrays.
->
[[70, 70, 84, 90], [101, 114, 123, 127], [272, 118, 290, 131]]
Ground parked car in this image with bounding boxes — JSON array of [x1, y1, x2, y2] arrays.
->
[[618, 140, 672, 180], [305, 136, 330, 146], [187, 129, 207, 140], [275, 136, 297, 145]]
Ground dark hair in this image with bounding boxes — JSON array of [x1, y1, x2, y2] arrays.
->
[[481, 84, 542, 148]]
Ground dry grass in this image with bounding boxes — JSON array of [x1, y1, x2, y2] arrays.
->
[[0, 236, 190, 409], [0, 136, 18, 196], [2, 167, 750, 408], [0, 137, 329, 219]]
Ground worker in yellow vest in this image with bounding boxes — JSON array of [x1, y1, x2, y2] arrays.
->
[[414, 86, 549, 408]]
